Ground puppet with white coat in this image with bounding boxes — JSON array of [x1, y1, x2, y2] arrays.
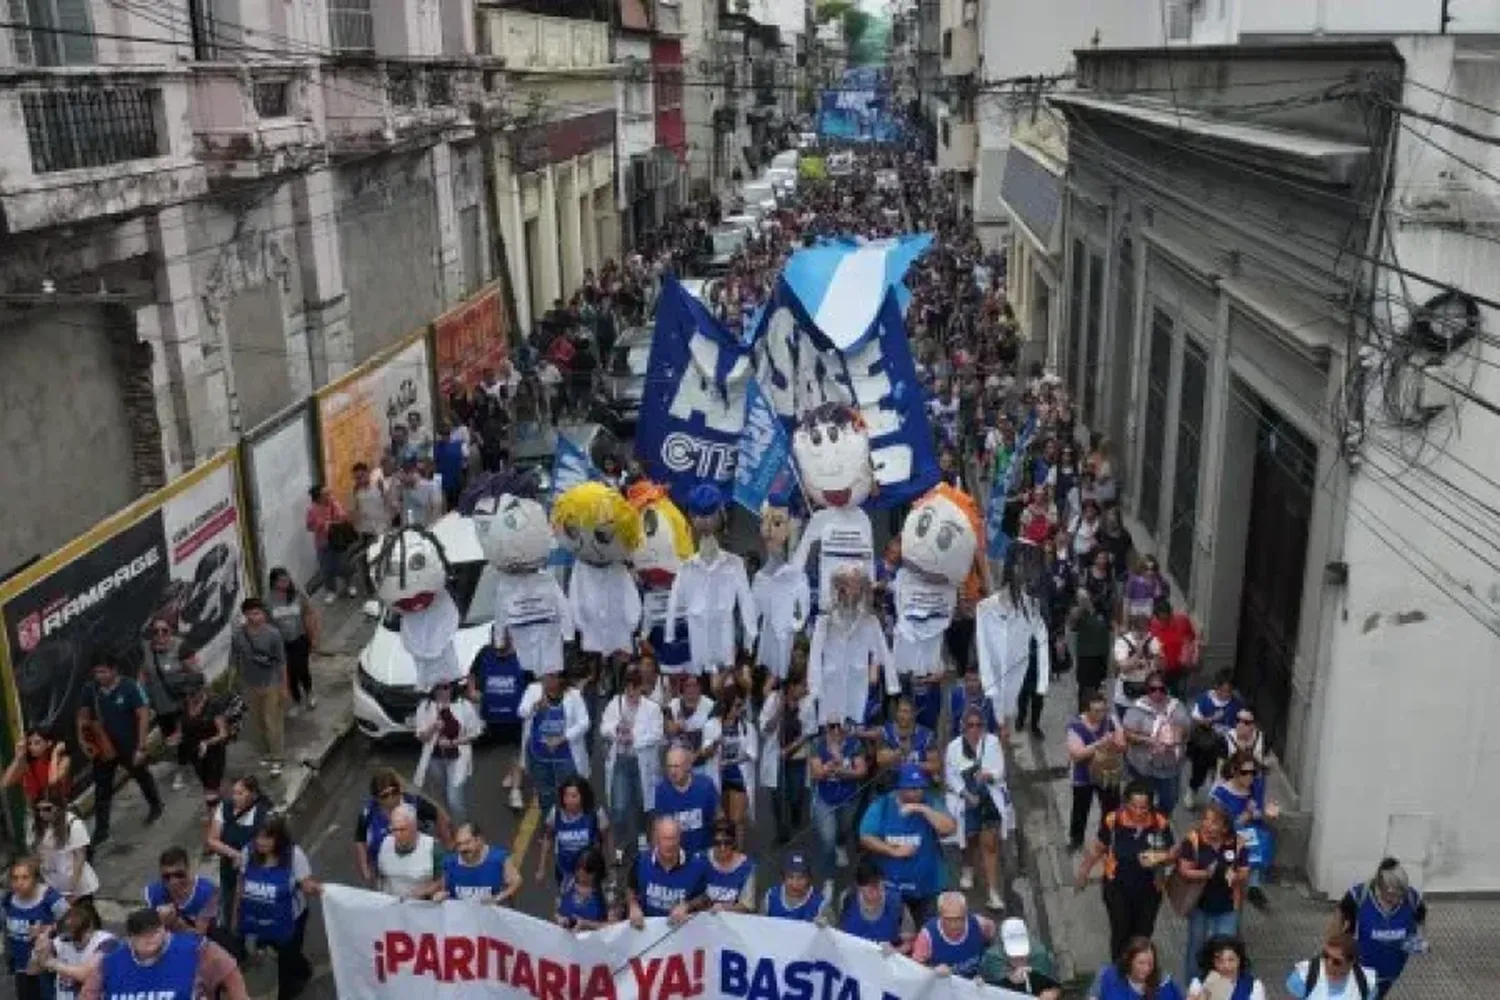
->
[[372, 527, 467, 690], [751, 492, 810, 680], [893, 483, 986, 683], [789, 403, 877, 614], [975, 551, 1051, 733], [666, 484, 757, 679], [808, 565, 896, 727], [625, 481, 695, 676], [599, 670, 665, 855], [553, 482, 643, 685]]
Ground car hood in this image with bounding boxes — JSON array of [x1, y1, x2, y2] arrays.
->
[[359, 619, 494, 687]]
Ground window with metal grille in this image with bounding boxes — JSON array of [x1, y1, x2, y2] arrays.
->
[[328, 0, 373, 54], [1138, 306, 1172, 536], [427, 69, 452, 106], [1084, 249, 1104, 426], [8, 0, 95, 66], [1168, 336, 1207, 589], [1066, 237, 1085, 390], [252, 81, 289, 118], [22, 86, 162, 174], [387, 66, 417, 107]]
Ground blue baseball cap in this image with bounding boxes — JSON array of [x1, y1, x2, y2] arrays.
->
[[785, 853, 812, 876], [687, 483, 725, 518], [895, 762, 928, 790]]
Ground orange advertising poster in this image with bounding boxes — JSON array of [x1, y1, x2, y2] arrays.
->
[[316, 337, 431, 509], [433, 282, 509, 396]]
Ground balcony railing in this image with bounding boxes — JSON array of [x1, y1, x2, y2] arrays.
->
[[488, 10, 609, 70], [21, 85, 163, 175], [328, 0, 375, 53]]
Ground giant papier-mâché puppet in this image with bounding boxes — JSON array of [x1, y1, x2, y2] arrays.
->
[[625, 480, 695, 675], [892, 483, 986, 678], [372, 526, 466, 690], [751, 490, 810, 680], [666, 483, 757, 677], [789, 401, 877, 614], [552, 481, 643, 660]]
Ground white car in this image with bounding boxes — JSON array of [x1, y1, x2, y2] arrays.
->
[[766, 166, 798, 198], [353, 513, 502, 740], [770, 149, 799, 172]]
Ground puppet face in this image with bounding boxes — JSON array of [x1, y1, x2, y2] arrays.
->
[[475, 494, 552, 573], [374, 529, 450, 612], [761, 506, 793, 552], [901, 492, 980, 586], [553, 482, 641, 567], [792, 407, 874, 508], [634, 500, 691, 588]]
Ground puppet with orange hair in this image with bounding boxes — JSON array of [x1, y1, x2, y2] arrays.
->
[[625, 480, 695, 675], [892, 483, 988, 677]]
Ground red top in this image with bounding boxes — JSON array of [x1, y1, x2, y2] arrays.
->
[[19, 756, 64, 802], [1149, 613, 1198, 674]]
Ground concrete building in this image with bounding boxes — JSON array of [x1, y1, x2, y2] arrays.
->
[[0, 0, 489, 577], [682, 0, 724, 196], [482, 1, 621, 334], [616, 0, 659, 250], [652, 0, 687, 213], [1052, 34, 1500, 893]]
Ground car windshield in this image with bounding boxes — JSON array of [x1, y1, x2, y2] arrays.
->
[[381, 560, 497, 632]]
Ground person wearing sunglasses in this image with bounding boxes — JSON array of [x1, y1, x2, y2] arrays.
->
[[704, 819, 756, 913], [351, 768, 447, 887], [1208, 749, 1280, 910], [29, 792, 97, 903], [143, 846, 218, 937], [1121, 670, 1189, 819], [1285, 930, 1378, 999]]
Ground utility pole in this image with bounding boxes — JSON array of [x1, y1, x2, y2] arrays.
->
[[1441, 0, 1453, 33]]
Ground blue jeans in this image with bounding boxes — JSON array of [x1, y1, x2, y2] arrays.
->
[[317, 543, 344, 592], [1184, 908, 1240, 984], [426, 754, 467, 825], [610, 753, 645, 852], [810, 794, 858, 877], [527, 751, 577, 816]]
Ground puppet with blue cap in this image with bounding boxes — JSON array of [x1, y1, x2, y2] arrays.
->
[[665, 484, 758, 680], [751, 488, 810, 681]]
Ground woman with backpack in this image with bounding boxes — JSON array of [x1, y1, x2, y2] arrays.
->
[[176, 677, 233, 815], [1285, 931, 1379, 999]]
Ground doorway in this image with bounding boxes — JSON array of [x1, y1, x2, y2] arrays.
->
[[1233, 398, 1315, 758]]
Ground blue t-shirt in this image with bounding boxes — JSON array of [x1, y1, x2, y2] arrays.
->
[[1346, 882, 1424, 983], [705, 855, 754, 907], [813, 734, 864, 807], [880, 723, 935, 769], [1094, 965, 1185, 1000], [634, 852, 708, 917], [557, 877, 608, 925], [443, 846, 510, 900], [857, 791, 949, 898], [528, 699, 571, 762], [764, 885, 824, 922], [434, 437, 465, 491], [838, 887, 904, 945], [921, 915, 987, 976], [101, 932, 200, 1000], [949, 687, 999, 734], [238, 859, 298, 944], [653, 775, 719, 856], [1193, 691, 1244, 731], [548, 806, 603, 882], [4, 887, 65, 971], [145, 877, 218, 926], [473, 646, 525, 724], [1209, 778, 1266, 826]]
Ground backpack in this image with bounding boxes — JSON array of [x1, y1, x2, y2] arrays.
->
[[1303, 958, 1370, 998], [219, 691, 248, 742]]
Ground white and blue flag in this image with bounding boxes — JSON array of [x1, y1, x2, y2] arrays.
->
[[548, 435, 602, 569], [780, 234, 933, 351], [732, 379, 796, 515]]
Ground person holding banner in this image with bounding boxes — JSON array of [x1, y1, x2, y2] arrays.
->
[[555, 848, 610, 931], [911, 891, 1000, 979], [705, 819, 756, 914], [435, 822, 521, 906], [858, 762, 956, 927], [837, 858, 907, 952], [763, 854, 829, 925], [626, 817, 710, 928]]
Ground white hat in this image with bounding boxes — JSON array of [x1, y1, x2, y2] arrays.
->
[[1000, 918, 1031, 958]]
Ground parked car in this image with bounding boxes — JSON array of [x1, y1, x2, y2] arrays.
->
[[605, 326, 653, 430], [766, 166, 798, 199], [697, 222, 752, 276], [353, 513, 499, 741], [770, 149, 800, 172], [739, 179, 778, 218]]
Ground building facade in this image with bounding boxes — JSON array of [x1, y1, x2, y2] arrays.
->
[[1053, 36, 1500, 893], [0, 0, 492, 577]]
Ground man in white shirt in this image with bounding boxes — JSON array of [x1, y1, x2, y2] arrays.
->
[[376, 804, 442, 900]]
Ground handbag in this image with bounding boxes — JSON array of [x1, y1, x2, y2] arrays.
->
[[1164, 831, 1205, 917], [1088, 740, 1125, 788]]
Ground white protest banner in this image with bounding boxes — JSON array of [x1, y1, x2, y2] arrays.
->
[[324, 885, 1035, 1000]]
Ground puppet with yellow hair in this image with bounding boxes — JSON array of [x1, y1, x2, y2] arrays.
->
[[892, 483, 988, 678], [553, 481, 643, 663], [626, 480, 695, 675]]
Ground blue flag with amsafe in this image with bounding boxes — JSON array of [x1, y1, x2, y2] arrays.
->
[[732, 379, 795, 514], [548, 435, 601, 569]]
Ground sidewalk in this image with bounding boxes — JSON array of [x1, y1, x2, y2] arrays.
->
[[86, 596, 372, 922], [1011, 670, 1500, 997]]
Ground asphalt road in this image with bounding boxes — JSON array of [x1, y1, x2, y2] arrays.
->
[[273, 698, 1026, 1000]]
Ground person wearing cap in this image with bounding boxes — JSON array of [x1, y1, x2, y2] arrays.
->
[[858, 761, 956, 926], [763, 854, 828, 924], [837, 858, 907, 952], [81, 906, 247, 1000], [910, 891, 999, 978], [995, 918, 1062, 999]]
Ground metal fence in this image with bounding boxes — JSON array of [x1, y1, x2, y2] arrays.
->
[[21, 85, 161, 174]]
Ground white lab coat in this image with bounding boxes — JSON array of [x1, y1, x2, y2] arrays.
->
[[943, 733, 1015, 843], [751, 559, 810, 678], [890, 566, 956, 676], [757, 690, 816, 790], [599, 693, 665, 811], [517, 683, 592, 777], [492, 568, 574, 676], [411, 696, 485, 789], [568, 561, 641, 656], [792, 505, 875, 607], [975, 590, 1051, 722], [808, 611, 895, 727], [666, 551, 758, 673], [701, 715, 760, 818]]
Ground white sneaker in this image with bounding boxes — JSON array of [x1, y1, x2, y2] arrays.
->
[[508, 787, 524, 810], [269, 762, 283, 778], [986, 888, 1005, 911], [347, 585, 359, 597], [1182, 789, 1197, 810], [171, 772, 187, 792], [959, 867, 974, 890], [502, 773, 514, 789], [835, 847, 849, 868], [287, 704, 300, 719], [323, 592, 336, 605], [307, 694, 318, 710], [822, 879, 835, 902]]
